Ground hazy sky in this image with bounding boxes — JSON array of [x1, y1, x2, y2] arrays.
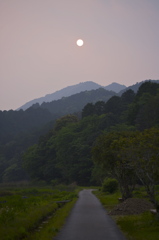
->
[[1, 0, 159, 110]]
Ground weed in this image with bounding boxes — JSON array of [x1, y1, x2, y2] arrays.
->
[[0, 186, 78, 240], [93, 190, 121, 211], [0, 206, 15, 224], [117, 212, 159, 240], [26, 198, 77, 240]]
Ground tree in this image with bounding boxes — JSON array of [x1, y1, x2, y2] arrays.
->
[[94, 101, 105, 115], [136, 81, 159, 98], [23, 132, 61, 183], [55, 121, 93, 185], [92, 132, 136, 199], [82, 103, 95, 118], [103, 128, 159, 209], [121, 89, 135, 105], [135, 93, 159, 130], [54, 115, 78, 132], [130, 128, 159, 208], [104, 96, 122, 115]]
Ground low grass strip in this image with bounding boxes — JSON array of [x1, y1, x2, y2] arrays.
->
[[26, 198, 77, 240], [116, 212, 159, 240], [93, 190, 121, 212]]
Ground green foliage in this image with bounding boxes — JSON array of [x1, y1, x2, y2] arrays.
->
[[91, 163, 106, 185], [23, 114, 109, 186], [104, 96, 122, 115], [117, 212, 159, 240], [0, 186, 78, 240], [54, 114, 78, 132], [82, 103, 95, 117], [28, 198, 77, 240], [136, 81, 159, 98], [92, 131, 137, 199], [93, 190, 121, 211], [130, 128, 159, 206], [127, 81, 159, 130], [93, 127, 159, 206], [1, 81, 159, 185], [102, 178, 118, 193]]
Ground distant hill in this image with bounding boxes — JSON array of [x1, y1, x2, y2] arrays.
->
[[104, 82, 126, 93], [18, 81, 101, 110], [18, 81, 126, 110], [34, 88, 117, 117]]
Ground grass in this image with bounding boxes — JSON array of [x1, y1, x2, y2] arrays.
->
[[117, 212, 159, 240], [0, 185, 78, 240], [94, 188, 159, 240], [93, 190, 121, 212], [27, 198, 77, 240], [2, 184, 159, 240]]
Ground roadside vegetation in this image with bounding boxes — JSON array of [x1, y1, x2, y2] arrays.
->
[[94, 185, 159, 240], [0, 184, 78, 240]]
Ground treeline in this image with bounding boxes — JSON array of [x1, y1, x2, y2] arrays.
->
[[92, 128, 159, 208], [0, 108, 55, 182], [0, 88, 115, 144], [40, 88, 115, 115], [23, 82, 159, 194], [0, 88, 115, 182], [1, 81, 159, 198]]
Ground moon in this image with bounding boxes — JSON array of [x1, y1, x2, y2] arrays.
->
[[76, 39, 84, 47]]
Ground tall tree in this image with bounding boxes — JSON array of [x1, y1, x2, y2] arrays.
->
[[92, 131, 136, 199]]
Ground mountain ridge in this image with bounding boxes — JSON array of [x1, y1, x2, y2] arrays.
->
[[17, 79, 159, 111], [18, 81, 126, 110]]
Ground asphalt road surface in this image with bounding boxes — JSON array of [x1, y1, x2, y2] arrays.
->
[[54, 189, 127, 240]]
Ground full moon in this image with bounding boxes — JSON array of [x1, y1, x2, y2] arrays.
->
[[76, 39, 84, 47]]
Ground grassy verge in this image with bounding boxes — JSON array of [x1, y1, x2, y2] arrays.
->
[[93, 190, 121, 212], [0, 185, 78, 240], [116, 212, 159, 240], [27, 198, 77, 240], [94, 189, 159, 240]]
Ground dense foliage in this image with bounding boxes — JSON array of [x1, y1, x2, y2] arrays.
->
[[0, 88, 116, 182], [0, 186, 78, 240], [1, 81, 159, 206], [102, 178, 118, 193]]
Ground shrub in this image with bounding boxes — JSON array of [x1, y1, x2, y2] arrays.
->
[[102, 178, 118, 193]]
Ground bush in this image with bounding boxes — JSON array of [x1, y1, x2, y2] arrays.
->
[[102, 178, 118, 193]]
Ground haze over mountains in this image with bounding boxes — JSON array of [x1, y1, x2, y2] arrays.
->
[[18, 82, 126, 110], [18, 79, 159, 111]]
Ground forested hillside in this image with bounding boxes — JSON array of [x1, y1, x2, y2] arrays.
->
[[1, 81, 159, 190], [40, 88, 116, 116], [23, 81, 159, 190], [0, 88, 116, 182]]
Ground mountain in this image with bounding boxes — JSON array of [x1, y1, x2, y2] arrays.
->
[[18, 81, 101, 110], [35, 88, 117, 117], [18, 81, 126, 110], [104, 82, 126, 92]]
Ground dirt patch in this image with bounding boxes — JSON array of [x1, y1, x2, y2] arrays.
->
[[109, 198, 154, 215]]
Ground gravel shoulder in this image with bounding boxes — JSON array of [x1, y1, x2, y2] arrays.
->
[[109, 198, 154, 216]]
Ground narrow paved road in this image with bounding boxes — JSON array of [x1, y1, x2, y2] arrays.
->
[[54, 189, 127, 240]]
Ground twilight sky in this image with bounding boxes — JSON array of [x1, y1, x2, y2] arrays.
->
[[1, 0, 159, 110]]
